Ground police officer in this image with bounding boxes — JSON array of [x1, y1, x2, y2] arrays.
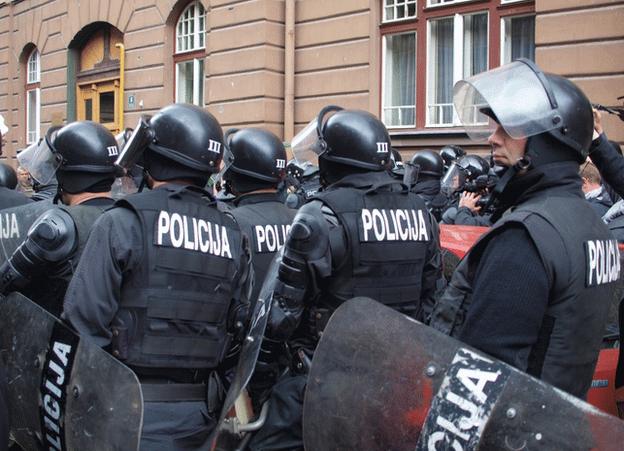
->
[[0, 163, 32, 209], [63, 104, 253, 450], [441, 154, 492, 226], [407, 150, 448, 221], [249, 107, 443, 449], [284, 160, 321, 209], [221, 128, 296, 302], [0, 121, 118, 316], [430, 59, 619, 399], [439, 144, 466, 172]]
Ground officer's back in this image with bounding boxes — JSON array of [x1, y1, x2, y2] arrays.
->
[[221, 127, 296, 301], [63, 104, 253, 451]]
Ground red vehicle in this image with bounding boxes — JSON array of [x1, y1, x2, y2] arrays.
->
[[439, 224, 623, 418]]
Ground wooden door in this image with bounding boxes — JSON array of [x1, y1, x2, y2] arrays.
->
[[77, 79, 120, 134]]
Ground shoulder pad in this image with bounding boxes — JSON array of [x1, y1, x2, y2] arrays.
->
[[27, 207, 77, 262]]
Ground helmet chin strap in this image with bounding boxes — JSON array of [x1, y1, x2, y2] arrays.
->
[[484, 153, 532, 212]]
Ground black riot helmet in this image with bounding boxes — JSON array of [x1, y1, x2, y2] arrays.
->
[[441, 154, 490, 195], [0, 163, 18, 189], [222, 128, 286, 194], [454, 58, 593, 165], [144, 104, 224, 185], [50, 121, 118, 194], [410, 150, 444, 180], [319, 108, 392, 171], [439, 145, 466, 170]]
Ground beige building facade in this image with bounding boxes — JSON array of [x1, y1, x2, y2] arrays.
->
[[0, 0, 622, 163]]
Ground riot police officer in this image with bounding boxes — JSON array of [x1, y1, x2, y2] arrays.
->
[[0, 163, 32, 209], [284, 159, 321, 209], [440, 154, 492, 226], [221, 128, 296, 302], [406, 150, 448, 221], [249, 107, 442, 449], [0, 121, 119, 316], [63, 104, 253, 450], [439, 144, 466, 171], [430, 59, 619, 399]]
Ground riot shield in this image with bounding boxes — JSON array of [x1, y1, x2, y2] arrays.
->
[[303, 297, 624, 451], [0, 200, 54, 265], [0, 292, 143, 450], [209, 252, 280, 449]]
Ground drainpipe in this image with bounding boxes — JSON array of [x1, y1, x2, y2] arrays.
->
[[115, 43, 125, 131], [284, 0, 295, 141]]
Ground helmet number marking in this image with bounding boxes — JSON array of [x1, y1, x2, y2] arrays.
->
[[107, 145, 119, 157], [207, 139, 222, 154], [376, 142, 389, 153], [276, 159, 286, 169]]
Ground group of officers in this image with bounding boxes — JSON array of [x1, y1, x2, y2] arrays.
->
[[0, 58, 622, 450]]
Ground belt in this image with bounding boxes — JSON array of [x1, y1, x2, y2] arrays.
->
[[141, 383, 206, 402]]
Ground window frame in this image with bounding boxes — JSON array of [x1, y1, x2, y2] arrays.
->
[[175, 1, 206, 54], [381, 31, 417, 128], [25, 47, 41, 144], [26, 87, 40, 144], [383, 0, 418, 23], [174, 1, 206, 107], [427, 0, 480, 8], [499, 13, 535, 65], [379, 0, 535, 132], [425, 11, 490, 127]]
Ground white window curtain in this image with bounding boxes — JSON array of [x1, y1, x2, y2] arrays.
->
[[383, 33, 416, 127], [428, 12, 488, 126], [26, 88, 40, 144]]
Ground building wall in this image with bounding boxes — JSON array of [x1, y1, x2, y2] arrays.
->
[[0, 0, 622, 164], [535, 0, 624, 146]]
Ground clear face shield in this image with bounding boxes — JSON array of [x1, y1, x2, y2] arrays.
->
[[291, 105, 344, 166], [115, 116, 154, 173], [453, 59, 562, 142], [17, 131, 61, 186], [210, 129, 236, 185], [440, 162, 467, 196], [291, 118, 322, 166]]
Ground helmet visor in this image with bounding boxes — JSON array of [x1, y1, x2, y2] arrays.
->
[[440, 163, 467, 196], [402, 162, 419, 186], [17, 138, 60, 185], [115, 117, 153, 171], [210, 142, 234, 184], [291, 119, 322, 166], [453, 60, 561, 142]]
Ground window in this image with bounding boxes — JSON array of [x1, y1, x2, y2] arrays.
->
[[427, 12, 488, 126], [428, 0, 474, 6], [501, 15, 535, 64], [27, 49, 40, 84], [379, 0, 534, 131], [175, 1, 205, 106], [382, 33, 416, 127], [25, 48, 40, 144], [383, 0, 417, 22]]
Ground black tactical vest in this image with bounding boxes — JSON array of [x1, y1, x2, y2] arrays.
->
[[314, 177, 434, 318], [431, 194, 619, 398], [229, 193, 296, 302], [113, 185, 244, 369]]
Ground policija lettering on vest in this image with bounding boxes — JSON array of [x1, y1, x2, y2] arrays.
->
[[361, 208, 430, 242], [156, 211, 233, 258]]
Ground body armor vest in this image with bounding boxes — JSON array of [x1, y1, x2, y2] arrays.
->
[[112, 185, 244, 369], [431, 194, 619, 398], [229, 194, 296, 302], [314, 178, 434, 318]]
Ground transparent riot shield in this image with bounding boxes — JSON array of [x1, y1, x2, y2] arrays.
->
[[0, 201, 53, 265], [303, 297, 624, 451], [210, 252, 280, 448], [0, 292, 143, 450]]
